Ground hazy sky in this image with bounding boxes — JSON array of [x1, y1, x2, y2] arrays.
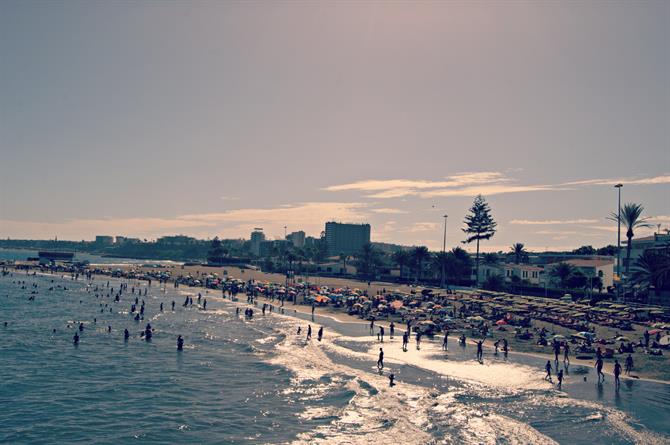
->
[[1, 1, 668, 252]]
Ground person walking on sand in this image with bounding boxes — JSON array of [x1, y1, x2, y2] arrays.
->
[[379, 326, 385, 343], [389, 322, 395, 339], [402, 331, 409, 352], [557, 369, 564, 389], [476, 340, 484, 361], [544, 360, 552, 382], [307, 325, 312, 340], [443, 334, 449, 351], [370, 319, 375, 335], [377, 348, 384, 370], [416, 331, 422, 350], [563, 342, 570, 364], [317, 326, 323, 342]]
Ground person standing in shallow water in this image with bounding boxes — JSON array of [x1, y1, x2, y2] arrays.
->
[[595, 357, 605, 383], [614, 359, 622, 389], [177, 335, 184, 351]]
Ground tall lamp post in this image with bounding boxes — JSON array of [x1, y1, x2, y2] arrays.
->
[[615, 183, 623, 301], [441, 214, 448, 289]]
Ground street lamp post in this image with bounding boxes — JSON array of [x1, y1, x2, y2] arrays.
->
[[441, 214, 448, 289], [615, 183, 623, 301]]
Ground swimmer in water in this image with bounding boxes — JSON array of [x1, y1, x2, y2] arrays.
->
[[73, 333, 80, 344], [177, 335, 184, 351], [124, 328, 130, 340]]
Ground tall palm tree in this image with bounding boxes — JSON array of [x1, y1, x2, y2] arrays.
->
[[510, 243, 527, 264], [411, 246, 430, 283], [392, 250, 410, 281], [610, 203, 652, 275]]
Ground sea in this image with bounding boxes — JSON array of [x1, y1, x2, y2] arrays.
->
[[1, 249, 669, 444]]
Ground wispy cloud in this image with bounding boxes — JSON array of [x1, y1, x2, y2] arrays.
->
[[326, 172, 670, 199], [419, 184, 561, 198], [510, 218, 600, 225], [561, 175, 670, 187], [370, 208, 408, 214], [402, 222, 440, 233]]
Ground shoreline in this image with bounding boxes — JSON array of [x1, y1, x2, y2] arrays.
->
[[8, 264, 669, 385]]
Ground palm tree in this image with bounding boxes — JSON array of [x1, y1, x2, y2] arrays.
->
[[356, 243, 379, 279], [550, 262, 575, 289], [392, 250, 410, 281], [610, 203, 652, 276], [411, 246, 430, 283], [510, 243, 527, 264], [431, 251, 450, 287], [339, 252, 347, 275], [463, 195, 497, 285], [630, 251, 670, 299]]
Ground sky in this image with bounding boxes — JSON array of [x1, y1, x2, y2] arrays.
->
[[1, 1, 668, 252]]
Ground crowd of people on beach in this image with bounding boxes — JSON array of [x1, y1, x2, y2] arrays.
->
[[2, 263, 666, 394]]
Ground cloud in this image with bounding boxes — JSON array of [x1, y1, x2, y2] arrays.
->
[[402, 222, 440, 233], [326, 172, 670, 200], [419, 184, 561, 198], [509, 218, 599, 225], [324, 172, 507, 193], [370, 208, 408, 214], [0, 202, 368, 241], [561, 175, 670, 187], [325, 172, 513, 198]]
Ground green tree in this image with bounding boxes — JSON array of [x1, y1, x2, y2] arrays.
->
[[573, 245, 596, 255], [410, 246, 431, 283], [550, 262, 575, 289], [483, 274, 505, 291], [339, 253, 348, 274], [609, 203, 652, 276], [630, 251, 670, 298], [483, 252, 499, 265], [207, 237, 225, 265], [462, 195, 497, 285], [356, 243, 380, 278], [510, 243, 528, 264], [445, 247, 474, 285], [431, 251, 450, 287], [392, 250, 411, 281]]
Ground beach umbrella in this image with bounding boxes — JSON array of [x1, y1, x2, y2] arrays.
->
[[390, 300, 404, 309], [615, 336, 630, 342], [659, 336, 670, 346], [649, 329, 663, 335], [315, 295, 330, 303], [496, 319, 508, 325], [551, 335, 567, 341]]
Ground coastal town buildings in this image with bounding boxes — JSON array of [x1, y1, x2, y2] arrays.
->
[[324, 222, 371, 256]]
